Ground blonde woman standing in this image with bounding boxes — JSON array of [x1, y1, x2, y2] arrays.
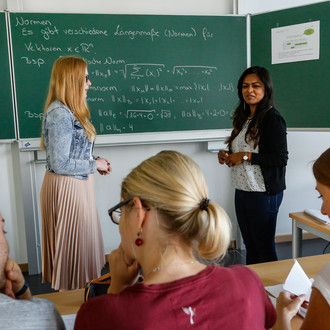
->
[[75, 150, 276, 329], [40, 56, 111, 291]]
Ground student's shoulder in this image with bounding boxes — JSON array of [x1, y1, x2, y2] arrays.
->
[[0, 296, 64, 329], [212, 264, 260, 281], [207, 265, 265, 297], [78, 293, 113, 313], [262, 107, 287, 131], [46, 100, 72, 116], [20, 296, 60, 314], [264, 107, 285, 122], [314, 261, 330, 288], [0, 295, 58, 313], [45, 101, 74, 123], [318, 261, 330, 277]]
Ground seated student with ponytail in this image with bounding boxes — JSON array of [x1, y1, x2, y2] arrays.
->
[[74, 150, 276, 330]]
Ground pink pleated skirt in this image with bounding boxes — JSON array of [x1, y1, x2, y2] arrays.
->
[[40, 171, 105, 291]]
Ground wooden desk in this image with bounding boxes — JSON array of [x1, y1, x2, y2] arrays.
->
[[290, 212, 330, 258], [247, 253, 330, 329], [35, 288, 85, 315], [247, 253, 330, 287]]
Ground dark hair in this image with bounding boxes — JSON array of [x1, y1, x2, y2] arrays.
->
[[226, 66, 274, 151], [313, 148, 330, 187]]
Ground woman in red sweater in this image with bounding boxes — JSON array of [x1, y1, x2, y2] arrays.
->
[[75, 150, 276, 330]]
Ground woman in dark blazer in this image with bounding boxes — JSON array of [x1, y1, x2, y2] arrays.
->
[[218, 66, 288, 264]]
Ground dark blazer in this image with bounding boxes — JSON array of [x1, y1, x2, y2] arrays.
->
[[250, 107, 288, 195]]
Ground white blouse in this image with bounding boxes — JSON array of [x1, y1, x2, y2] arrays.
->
[[231, 120, 266, 192], [313, 261, 330, 306]]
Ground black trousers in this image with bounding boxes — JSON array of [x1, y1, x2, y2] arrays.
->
[[235, 189, 283, 265]]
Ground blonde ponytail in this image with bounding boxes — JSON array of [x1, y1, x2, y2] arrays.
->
[[121, 150, 231, 260]]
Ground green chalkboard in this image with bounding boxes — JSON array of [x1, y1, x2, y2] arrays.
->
[[251, 2, 330, 128], [9, 13, 246, 139], [0, 12, 15, 140]]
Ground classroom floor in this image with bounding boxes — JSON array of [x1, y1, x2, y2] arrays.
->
[[24, 238, 330, 296]]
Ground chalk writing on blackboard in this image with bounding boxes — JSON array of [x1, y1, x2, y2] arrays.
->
[[10, 13, 246, 138]]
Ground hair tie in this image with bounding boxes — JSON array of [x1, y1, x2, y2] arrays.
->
[[200, 198, 210, 211]]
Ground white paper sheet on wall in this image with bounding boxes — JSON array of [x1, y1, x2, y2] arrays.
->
[[271, 20, 320, 64]]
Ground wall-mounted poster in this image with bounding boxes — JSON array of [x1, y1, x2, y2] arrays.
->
[[271, 20, 320, 64]]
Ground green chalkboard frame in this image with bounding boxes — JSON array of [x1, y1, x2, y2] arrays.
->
[[0, 12, 16, 141], [9, 13, 247, 141], [251, 2, 330, 129]]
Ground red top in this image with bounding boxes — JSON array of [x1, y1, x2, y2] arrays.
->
[[74, 265, 276, 330]]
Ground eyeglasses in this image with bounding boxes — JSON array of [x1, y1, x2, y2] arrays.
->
[[108, 198, 132, 225], [85, 74, 90, 83], [108, 198, 151, 225]]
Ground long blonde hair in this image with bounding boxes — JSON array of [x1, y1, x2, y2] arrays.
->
[[41, 56, 96, 148], [121, 150, 231, 260]]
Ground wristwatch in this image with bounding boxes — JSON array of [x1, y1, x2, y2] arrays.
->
[[243, 152, 249, 161]]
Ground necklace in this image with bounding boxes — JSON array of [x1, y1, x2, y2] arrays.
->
[[150, 260, 196, 274]]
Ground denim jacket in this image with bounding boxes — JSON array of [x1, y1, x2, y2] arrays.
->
[[42, 100, 97, 180]]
